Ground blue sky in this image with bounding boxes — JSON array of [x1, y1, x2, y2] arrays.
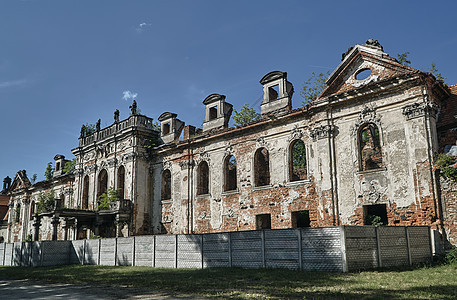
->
[[1, 0, 456, 182]]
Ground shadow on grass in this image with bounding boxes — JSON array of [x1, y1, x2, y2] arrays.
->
[[1, 265, 457, 299]]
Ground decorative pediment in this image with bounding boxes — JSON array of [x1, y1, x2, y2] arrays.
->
[[10, 170, 31, 191], [352, 105, 381, 135], [288, 125, 303, 141], [320, 40, 416, 99]]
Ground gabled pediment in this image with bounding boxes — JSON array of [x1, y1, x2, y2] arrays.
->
[[9, 170, 31, 192], [320, 40, 416, 99]]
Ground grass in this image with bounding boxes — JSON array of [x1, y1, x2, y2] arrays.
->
[[1, 264, 457, 299]]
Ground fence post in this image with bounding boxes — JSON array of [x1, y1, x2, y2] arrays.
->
[[98, 238, 101, 265], [297, 228, 303, 271], [428, 226, 433, 262], [40, 241, 44, 266], [114, 238, 118, 266], [405, 226, 412, 266], [152, 235, 156, 268], [200, 234, 204, 269], [175, 234, 178, 269], [375, 226, 382, 268], [132, 236, 135, 266], [228, 232, 232, 267], [340, 226, 348, 272], [261, 230, 266, 268]]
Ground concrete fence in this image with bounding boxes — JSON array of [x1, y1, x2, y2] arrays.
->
[[0, 226, 432, 272]]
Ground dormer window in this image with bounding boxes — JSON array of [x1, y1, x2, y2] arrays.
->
[[163, 122, 170, 135], [202, 94, 233, 132], [209, 106, 218, 120], [259, 71, 294, 115], [56, 162, 60, 172], [158, 112, 185, 144], [268, 85, 279, 100]]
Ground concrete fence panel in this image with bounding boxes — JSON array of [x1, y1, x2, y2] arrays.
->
[[21, 242, 32, 266], [177, 235, 202, 268], [42, 241, 71, 266], [70, 240, 85, 265], [408, 226, 432, 264], [134, 235, 154, 267], [301, 227, 344, 272], [345, 226, 378, 270], [377, 226, 408, 268], [4, 243, 13, 266], [30, 242, 42, 267], [264, 229, 300, 269], [202, 232, 230, 268], [231, 230, 263, 268], [99, 238, 116, 266], [155, 235, 175, 268], [0, 243, 4, 265], [84, 239, 100, 265], [12, 242, 22, 266], [117, 237, 134, 266]]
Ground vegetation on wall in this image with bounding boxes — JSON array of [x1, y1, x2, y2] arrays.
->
[[396, 52, 411, 66], [98, 187, 120, 210], [433, 153, 457, 182], [63, 158, 76, 174], [37, 191, 55, 214], [82, 123, 96, 136], [232, 104, 261, 127]]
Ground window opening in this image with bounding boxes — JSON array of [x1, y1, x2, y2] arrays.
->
[[290, 140, 307, 181], [30, 201, 35, 220], [256, 214, 271, 229], [98, 169, 108, 199], [254, 147, 270, 186], [268, 84, 279, 100], [60, 194, 65, 208], [355, 68, 371, 81], [161, 169, 172, 200], [359, 123, 382, 171], [209, 106, 218, 120], [163, 122, 171, 135], [82, 175, 89, 209], [118, 166, 125, 200], [224, 155, 237, 192], [56, 162, 60, 171], [364, 204, 388, 225], [15, 204, 21, 223], [292, 210, 310, 228], [197, 161, 209, 195]]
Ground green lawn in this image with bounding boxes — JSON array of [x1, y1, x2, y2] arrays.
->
[[1, 264, 457, 299]]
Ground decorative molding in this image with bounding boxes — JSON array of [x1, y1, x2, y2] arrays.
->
[[288, 125, 303, 141], [402, 102, 438, 120], [163, 160, 172, 170], [99, 160, 107, 169], [256, 136, 268, 148], [107, 158, 117, 167], [179, 160, 195, 170], [122, 152, 136, 162], [224, 144, 233, 156], [352, 104, 381, 135], [310, 125, 335, 141], [195, 151, 210, 165], [162, 215, 173, 223], [359, 179, 387, 204]]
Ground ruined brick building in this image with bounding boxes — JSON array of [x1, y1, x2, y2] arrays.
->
[[4, 40, 457, 247]]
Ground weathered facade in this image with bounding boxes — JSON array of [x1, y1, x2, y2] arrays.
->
[[4, 40, 457, 247]]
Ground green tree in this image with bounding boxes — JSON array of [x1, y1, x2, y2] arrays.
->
[[44, 162, 54, 181], [232, 104, 261, 127], [396, 52, 411, 66], [63, 158, 76, 174], [301, 71, 330, 105], [429, 63, 445, 81], [37, 190, 55, 213], [83, 123, 96, 136], [98, 187, 120, 210], [30, 173, 37, 184]]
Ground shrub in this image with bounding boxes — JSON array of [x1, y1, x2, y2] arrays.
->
[[445, 247, 457, 264], [37, 191, 55, 213], [98, 187, 120, 210]]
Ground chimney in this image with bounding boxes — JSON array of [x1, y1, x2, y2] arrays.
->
[[183, 125, 196, 140]]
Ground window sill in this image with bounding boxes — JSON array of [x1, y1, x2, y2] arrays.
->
[[196, 193, 211, 199], [221, 189, 239, 196], [286, 179, 311, 187], [161, 199, 172, 204], [357, 167, 386, 175], [253, 184, 273, 191]]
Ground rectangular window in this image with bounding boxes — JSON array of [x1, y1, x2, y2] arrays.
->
[[209, 106, 218, 120], [268, 85, 279, 100], [292, 210, 310, 228], [364, 204, 388, 225], [256, 214, 271, 230]]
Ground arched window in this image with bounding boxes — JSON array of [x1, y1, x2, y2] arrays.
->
[[15, 204, 21, 223], [254, 147, 270, 187], [117, 166, 125, 200], [161, 169, 171, 200], [358, 123, 382, 171], [224, 155, 237, 192], [60, 193, 65, 208], [82, 175, 89, 209], [30, 201, 35, 220], [290, 140, 307, 181], [197, 161, 209, 195], [98, 169, 108, 198]]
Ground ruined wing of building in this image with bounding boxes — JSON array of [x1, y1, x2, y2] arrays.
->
[[3, 39, 457, 248]]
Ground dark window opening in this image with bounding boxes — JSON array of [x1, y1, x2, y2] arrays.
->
[[292, 210, 310, 228], [254, 147, 270, 187], [256, 214, 271, 229], [224, 155, 237, 191], [197, 161, 209, 195], [161, 169, 172, 200], [118, 166, 125, 200], [163, 123, 171, 135], [209, 106, 218, 120], [30, 201, 35, 220], [290, 140, 307, 181], [15, 204, 21, 223], [364, 204, 388, 225], [97, 169, 108, 199], [60, 194, 65, 208], [82, 175, 89, 209], [56, 162, 60, 171], [359, 123, 382, 171], [268, 85, 279, 100]]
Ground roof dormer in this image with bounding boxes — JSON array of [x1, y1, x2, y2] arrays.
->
[[259, 71, 294, 115], [158, 112, 185, 144], [202, 94, 233, 132], [54, 154, 67, 177]]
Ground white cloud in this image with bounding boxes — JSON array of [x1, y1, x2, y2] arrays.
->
[[122, 90, 138, 101], [135, 22, 152, 33], [0, 79, 29, 89]]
